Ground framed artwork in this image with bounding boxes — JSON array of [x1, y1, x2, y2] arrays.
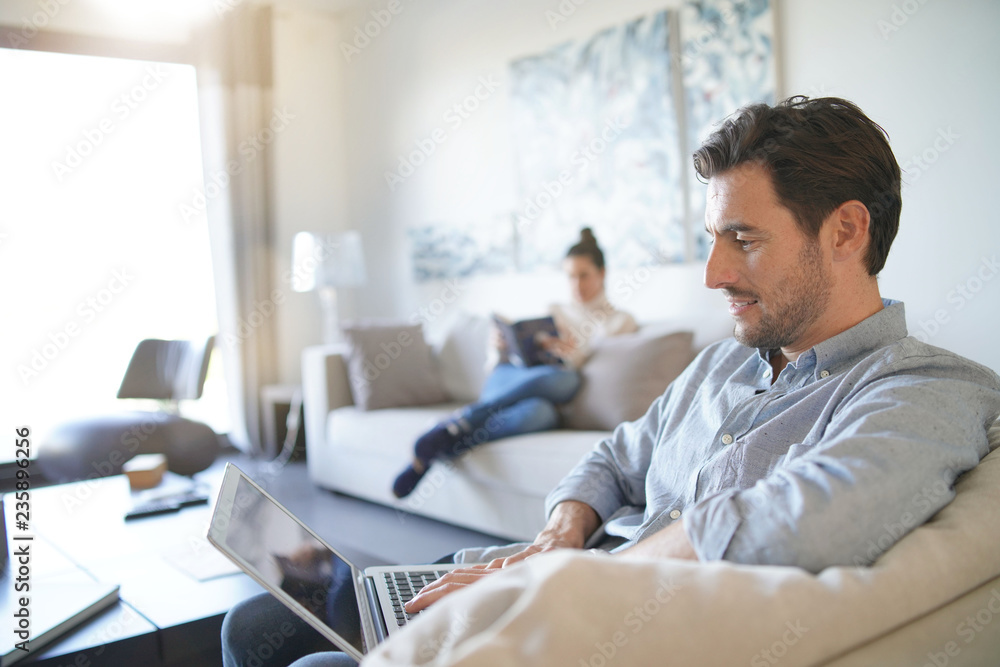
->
[[409, 0, 777, 280]]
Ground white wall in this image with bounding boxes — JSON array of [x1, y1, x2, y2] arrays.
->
[[779, 0, 1000, 371], [309, 0, 999, 373]]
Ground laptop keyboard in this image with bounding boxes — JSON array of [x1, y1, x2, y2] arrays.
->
[[383, 570, 447, 627]]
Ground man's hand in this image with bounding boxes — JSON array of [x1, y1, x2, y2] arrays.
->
[[404, 544, 559, 612], [404, 501, 601, 613]]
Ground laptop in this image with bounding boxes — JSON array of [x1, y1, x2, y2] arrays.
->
[[206, 463, 468, 662]]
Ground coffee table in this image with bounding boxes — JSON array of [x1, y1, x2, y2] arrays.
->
[[17, 471, 265, 666]]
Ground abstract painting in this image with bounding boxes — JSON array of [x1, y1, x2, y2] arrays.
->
[[408, 0, 777, 280]]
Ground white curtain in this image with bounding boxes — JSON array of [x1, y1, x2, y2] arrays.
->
[[194, 5, 278, 456]]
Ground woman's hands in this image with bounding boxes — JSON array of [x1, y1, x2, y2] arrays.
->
[[490, 325, 508, 353], [539, 333, 578, 361]]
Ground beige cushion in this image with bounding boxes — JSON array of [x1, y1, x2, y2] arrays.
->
[[363, 420, 1000, 666], [560, 329, 695, 431], [341, 323, 449, 411]]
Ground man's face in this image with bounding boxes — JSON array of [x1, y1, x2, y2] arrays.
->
[[704, 163, 832, 353]]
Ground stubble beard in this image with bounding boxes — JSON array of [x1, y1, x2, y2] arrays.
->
[[732, 240, 831, 351]]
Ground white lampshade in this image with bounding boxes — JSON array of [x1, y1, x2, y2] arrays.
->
[[291, 230, 367, 293]]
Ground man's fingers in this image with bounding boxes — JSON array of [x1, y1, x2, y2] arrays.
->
[[404, 569, 495, 613]]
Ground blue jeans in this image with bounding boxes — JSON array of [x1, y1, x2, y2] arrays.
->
[[222, 592, 357, 667], [454, 363, 581, 445]]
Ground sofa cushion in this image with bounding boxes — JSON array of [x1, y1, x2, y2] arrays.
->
[[341, 323, 450, 411], [560, 328, 695, 431], [327, 404, 606, 498], [434, 312, 491, 403]]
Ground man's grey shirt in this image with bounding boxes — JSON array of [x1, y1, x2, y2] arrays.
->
[[545, 300, 1000, 572]]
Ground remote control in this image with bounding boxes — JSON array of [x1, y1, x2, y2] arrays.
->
[[125, 492, 209, 521]]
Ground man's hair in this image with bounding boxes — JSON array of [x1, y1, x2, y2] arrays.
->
[[692, 96, 901, 276]]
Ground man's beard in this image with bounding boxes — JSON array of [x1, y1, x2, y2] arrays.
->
[[732, 241, 831, 351]]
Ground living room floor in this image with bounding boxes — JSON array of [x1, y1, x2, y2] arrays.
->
[[208, 449, 507, 567]]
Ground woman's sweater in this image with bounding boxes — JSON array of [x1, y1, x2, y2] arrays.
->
[[549, 291, 638, 368], [488, 291, 638, 370]]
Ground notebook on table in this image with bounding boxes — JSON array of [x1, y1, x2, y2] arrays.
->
[[206, 464, 470, 662]]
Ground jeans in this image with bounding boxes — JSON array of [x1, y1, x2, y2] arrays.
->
[[221, 593, 357, 667], [455, 363, 581, 444]]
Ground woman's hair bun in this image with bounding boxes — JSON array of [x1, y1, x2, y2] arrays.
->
[[566, 227, 605, 269]]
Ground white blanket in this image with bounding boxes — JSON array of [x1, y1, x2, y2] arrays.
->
[[363, 424, 1000, 666]]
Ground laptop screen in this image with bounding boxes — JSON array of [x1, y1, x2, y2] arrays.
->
[[223, 475, 365, 655]]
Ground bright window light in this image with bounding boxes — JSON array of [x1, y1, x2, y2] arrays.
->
[[0, 47, 228, 460]]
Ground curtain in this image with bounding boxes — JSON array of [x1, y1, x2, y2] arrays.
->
[[194, 5, 277, 456]]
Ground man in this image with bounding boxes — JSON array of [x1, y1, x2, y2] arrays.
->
[[406, 95, 1000, 608], [221, 96, 1000, 666]]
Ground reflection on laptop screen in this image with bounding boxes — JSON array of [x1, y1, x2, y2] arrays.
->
[[226, 476, 364, 654]]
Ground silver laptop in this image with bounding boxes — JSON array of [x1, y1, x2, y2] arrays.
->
[[207, 463, 468, 662]]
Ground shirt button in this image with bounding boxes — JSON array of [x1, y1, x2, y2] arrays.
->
[[721, 433, 734, 445], [819, 370, 830, 378], [669, 509, 681, 520], [762, 368, 772, 379]]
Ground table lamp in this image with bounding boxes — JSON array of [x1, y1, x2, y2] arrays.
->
[[291, 230, 367, 344]]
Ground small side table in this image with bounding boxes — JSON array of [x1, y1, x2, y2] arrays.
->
[[260, 384, 307, 461]]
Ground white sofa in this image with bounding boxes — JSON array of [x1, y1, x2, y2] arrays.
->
[[301, 314, 731, 541]]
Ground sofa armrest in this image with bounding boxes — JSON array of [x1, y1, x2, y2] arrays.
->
[[301, 344, 353, 456]]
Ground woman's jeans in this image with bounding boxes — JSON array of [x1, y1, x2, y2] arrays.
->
[[449, 363, 581, 449]]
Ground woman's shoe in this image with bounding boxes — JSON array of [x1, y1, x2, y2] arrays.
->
[[392, 463, 425, 498]]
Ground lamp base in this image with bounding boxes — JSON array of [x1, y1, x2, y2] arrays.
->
[[318, 286, 343, 345]]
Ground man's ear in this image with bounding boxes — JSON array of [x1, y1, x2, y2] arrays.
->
[[828, 200, 871, 263]]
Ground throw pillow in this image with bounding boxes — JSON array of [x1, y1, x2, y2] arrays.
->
[[342, 323, 450, 411], [560, 329, 695, 431], [434, 312, 491, 403]]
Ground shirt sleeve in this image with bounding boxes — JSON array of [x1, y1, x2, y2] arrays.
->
[[683, 365, 1000, 573], [545, 385, 670, 521]]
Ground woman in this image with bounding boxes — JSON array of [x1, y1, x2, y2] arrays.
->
[[392, 228, 638, 498]]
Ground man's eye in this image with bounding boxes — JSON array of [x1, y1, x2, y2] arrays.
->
[[737, 238, 753, 250]]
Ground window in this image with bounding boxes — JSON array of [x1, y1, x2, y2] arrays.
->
[[0, 48, 227, 461]]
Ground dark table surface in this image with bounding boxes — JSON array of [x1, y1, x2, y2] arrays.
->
[[16, 472, 265, 666]]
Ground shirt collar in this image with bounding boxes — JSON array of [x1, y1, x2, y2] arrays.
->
[[755, 299, 909, 379]]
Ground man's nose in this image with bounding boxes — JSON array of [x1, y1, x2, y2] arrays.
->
[[704, 242, 736, 289]]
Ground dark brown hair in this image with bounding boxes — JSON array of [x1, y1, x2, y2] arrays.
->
[[692, 96, 901, 276], [566, 227, 605, 270]]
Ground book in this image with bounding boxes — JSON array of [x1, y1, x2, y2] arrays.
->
[[492, 314, 561, 367], [0, 574, 120, 665]]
